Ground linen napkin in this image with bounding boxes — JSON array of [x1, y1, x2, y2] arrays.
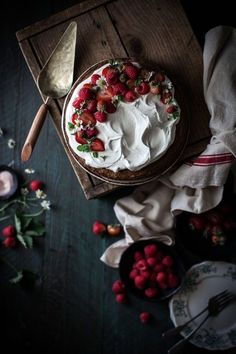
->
[[101, 26, 236, 267]]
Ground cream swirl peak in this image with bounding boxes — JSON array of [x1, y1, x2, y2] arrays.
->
[[64, 60, 180, 172]]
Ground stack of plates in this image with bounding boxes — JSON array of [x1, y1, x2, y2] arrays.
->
[[169, 261, 236, 351]]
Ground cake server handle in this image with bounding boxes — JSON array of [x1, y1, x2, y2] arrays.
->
[[21, 99, 49, 162]]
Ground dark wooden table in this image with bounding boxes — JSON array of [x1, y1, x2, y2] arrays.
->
[[0, 1, 235, 354]]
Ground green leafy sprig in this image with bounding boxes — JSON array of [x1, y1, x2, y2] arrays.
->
[[0, 167, 51, 285]]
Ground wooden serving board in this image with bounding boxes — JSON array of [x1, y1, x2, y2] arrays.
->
[[16, 0, 210, 199]]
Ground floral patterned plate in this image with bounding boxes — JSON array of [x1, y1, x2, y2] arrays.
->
[[169, 261, 236, 350]]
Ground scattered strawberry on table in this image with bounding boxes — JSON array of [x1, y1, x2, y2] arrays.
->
[[139, 311, 152, 324], [68, 59, 180, 157], [92, 220, 122, 237], [112, 279, 127, 304], [112, 278, 153, 324]]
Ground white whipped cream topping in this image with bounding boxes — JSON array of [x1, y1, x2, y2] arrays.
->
[[64, 63, 180, 172]]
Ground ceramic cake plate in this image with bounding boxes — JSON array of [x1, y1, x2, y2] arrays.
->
[[61, 58, 190, 186]]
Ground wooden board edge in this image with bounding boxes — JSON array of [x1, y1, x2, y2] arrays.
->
[[16, 0, 113, 42], [83, 180, 121, 199], [181, 137, 210, 161]]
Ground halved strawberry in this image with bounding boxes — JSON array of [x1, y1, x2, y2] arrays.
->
[[97, 100, 106, 112], [83, 83, 94, 89], [75, 131, 87, 144], [85, 127, 98, 139], [91, 74, 100, 85], [90, 138, 105, 151], [96, 87, 114, 102], [87, 99, 98, 113], [79, 110, 96, 126], [72, 97, 84, 109], [102, 66, 110, 76], [106, 100, 117, 113], [72, 113, 79, 125]]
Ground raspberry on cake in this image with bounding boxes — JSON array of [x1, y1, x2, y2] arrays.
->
[[63, 58, 181, 178]]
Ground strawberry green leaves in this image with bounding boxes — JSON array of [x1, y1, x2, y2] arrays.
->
[[9, 269, 39, 289], [14, 213, 45, 249]]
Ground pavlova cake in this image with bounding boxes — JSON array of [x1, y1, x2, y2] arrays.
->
[[62, 58, 185, 184]]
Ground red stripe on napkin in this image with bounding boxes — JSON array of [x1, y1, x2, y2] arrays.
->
[[185, 153, 235, 166]]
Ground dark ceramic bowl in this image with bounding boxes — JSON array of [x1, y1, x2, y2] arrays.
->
[[119, 239, 185, 301], [0, 165, 19, 200], [175, 206, 236, 263]]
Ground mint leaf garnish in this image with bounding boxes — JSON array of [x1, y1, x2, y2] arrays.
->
[[16, 233, 27, 248], [14, 214, 21, 233], [67, 122, 74, 131], [109, 59, 119, 68], [23, 235, 33, 248], [172, 111, 180, 120], [92, 152, 98, 158], [134, 78, 142, 86], [117, 95, 124, 102], [77, 144, 91, 152]]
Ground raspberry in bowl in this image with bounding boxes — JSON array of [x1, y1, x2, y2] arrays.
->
[[119, 240, 185, 301]]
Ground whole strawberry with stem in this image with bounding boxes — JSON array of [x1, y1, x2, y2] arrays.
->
[[188, 214, 206, 231], [91, 74, 101, 85], [3, 237, 16, 248], [124, 64, 139, 80], [112, 279, 125, 294], [105, 68, 119, 85], [139, 312, 151, 324], [29, 180, 43, 191], [125, 90, 137, 102], [92, 221, 106, 235], [136, 82, 150, 95], [79, 87, 94, 100], [2, 225, 16, 238], [115, 293, 127, 304]]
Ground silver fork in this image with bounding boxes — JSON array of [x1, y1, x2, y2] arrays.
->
[[163, 290, 230, 339], [166, 290, 235, 354]]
